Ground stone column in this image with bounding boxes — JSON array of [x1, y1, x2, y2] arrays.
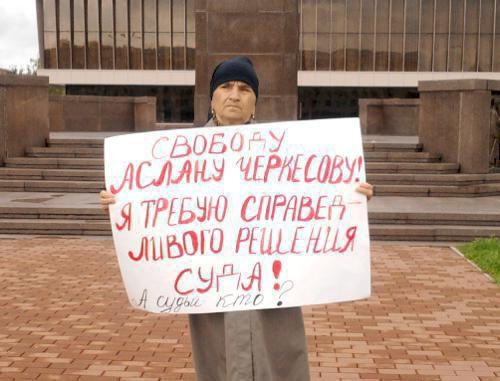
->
[[359, 98, 420, 135], [193, 0, 299, 126], [418, 79, 499, 174], [0, 75, 49, 165], [134, 97, 157, 132]]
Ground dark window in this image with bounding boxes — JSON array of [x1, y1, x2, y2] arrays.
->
[[59, 0, 71, 31], [172, 0, 185, 69], [375, 34, 389, 70], [158, 0, 171, 32], [58, 32, 71, 68], [158, 32, 172, 69], [58, 1, 71, 68], [448, 0, 465, 71], [73, 32, 86, 68], [43, 0, 57, 68], [143, 0, 157, 69], [72, 0, 86, 69], [316, 33, 330, 70], [346, 34, 359, 71], [331, 34, 345, 70], [302, 33, 315, 70], [417, 0, 433, 71], [331, 0, 346, 34], [43, 0, 56, 31], [299, 87, 419, 119], [87, 0, 100, 68], [360, 0, 375, 71], [302, 0, 316, 34], [44, 32, 58, 68], [172, 0, 184, 33], [479, 0, 495, 71], [115, 0, 129, 69], [101, 0, 114, 69], [66, 85, 195, 123], [317, 0, 331, 34], [130, 0, 142, 69], [375, 0, 390, 71], [144, 33, 157, 69], [404, 34, 418, 71], [463, 0, 480, 71], [432, 0, 449, 71], [404, 0, 419, 71], [172, 32, 185, 69], [389, 0, 404, 71], [346, 0, 360, 34]]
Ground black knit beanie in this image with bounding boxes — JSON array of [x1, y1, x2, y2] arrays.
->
[[209, 56, 259, 99]]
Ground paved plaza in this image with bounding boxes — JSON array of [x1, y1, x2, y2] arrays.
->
[[0, 238, 499, 381]]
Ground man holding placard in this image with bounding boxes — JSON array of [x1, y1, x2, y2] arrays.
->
[[101, 56, 373, 381]]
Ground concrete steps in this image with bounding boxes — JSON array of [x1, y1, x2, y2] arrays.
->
[[366, 162, 459, 173], [366, 151, 440, 162], [0, 205, 106, 220], [370, 224, 500, 241], [0, 204, 497, 241], [0, 167, 476, 181], [4, 157, 102, 169], [4, 159, 459, 173], [47, 138, 104, 148], [0, 134, 498, 240], [26, 147, 103, 158], [0, 218, 110, 235], [369, 211, 500, 226], [2, 175, 500, 196], [374, 183, 500, 197], [362, 142, 422, 152], [27, 145, 440, 162], [0, 168, 103, 181], [0, 180, 103, 192], [367, 173, 500, 184], [47, 138, 424, 152]]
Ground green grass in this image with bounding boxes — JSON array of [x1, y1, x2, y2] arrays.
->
[[458, 238, 500, 284]]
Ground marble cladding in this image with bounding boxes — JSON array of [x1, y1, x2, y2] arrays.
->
[[193, 0, 299, 126], [0, 75, 49, 164], [418, 79, 491, 174]]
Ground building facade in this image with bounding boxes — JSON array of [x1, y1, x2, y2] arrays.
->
[[37, 0, 500, 121]]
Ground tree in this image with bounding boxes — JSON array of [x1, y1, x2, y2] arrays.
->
[[8, 57, 39, 76]]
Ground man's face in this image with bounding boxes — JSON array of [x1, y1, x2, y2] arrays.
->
[[211, 81, 256, 126]]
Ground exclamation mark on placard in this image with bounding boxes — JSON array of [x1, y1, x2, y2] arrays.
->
[[272, 260, 282, 290], [355, 157, 363, 182]]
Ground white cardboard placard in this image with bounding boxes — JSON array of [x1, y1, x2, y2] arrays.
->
[[105, 118, 371, 313]]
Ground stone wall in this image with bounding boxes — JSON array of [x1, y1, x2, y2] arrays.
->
[[359, 98, 420, 135], [0, 75, 49, 164], [418, 79, 498, 174], [193, 0, 299, 126], [49, 95, 157, 132]]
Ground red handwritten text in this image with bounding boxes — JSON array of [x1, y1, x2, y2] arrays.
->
[[128, 229, 224, 261], [110, 158, 224, 194], [140, 195, 228, 228], [235, 225, 357, 255], [241, 194, 346, 222], [151, 130, 287, 160], [174, 262, 262, 295], [237, 154, 363, 184]]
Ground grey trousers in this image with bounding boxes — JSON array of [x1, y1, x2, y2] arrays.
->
[[189, 307, 311, 381]]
